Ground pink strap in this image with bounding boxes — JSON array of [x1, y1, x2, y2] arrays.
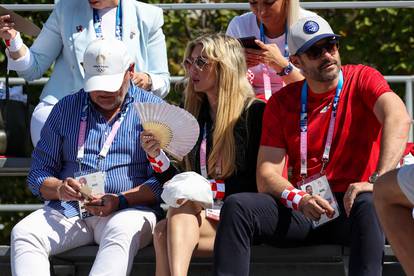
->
[[262, 65, 272, 100], [99, 120, 121, 158]]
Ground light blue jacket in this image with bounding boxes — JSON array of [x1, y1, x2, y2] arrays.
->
[[13, 0, 170, 104]]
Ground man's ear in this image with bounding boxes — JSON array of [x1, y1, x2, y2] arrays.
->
[[289, 55, 301, 70]]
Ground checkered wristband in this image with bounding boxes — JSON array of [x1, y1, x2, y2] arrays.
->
[[209, 179, 225, 200], [147, 150, 170, 173], [280, 186, 307, 211], [7, 32, 23, 52], [246, 69, 255, 84]]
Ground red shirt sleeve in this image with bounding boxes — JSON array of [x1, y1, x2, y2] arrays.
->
[[354, 65, 393, 110]]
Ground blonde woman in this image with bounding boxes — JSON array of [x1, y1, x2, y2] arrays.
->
[[141, 34, 265, 276], [227, 0, 316, 100]]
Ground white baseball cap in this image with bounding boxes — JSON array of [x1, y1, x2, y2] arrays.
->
[[288, 15, 340, 55], [83, 38, 132, 92], [161, 171, 214, 209]]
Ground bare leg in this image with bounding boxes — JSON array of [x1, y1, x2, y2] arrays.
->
[[374, 169, 414, 275], [167, 201, 217, 276], [154, 219, 170, 276]]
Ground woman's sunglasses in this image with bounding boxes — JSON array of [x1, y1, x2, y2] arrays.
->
[[304, 38, 340, 60], [183, 56, 209, 71]]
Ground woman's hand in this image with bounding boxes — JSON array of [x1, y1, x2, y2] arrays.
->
[[0, 14, 17, 41], [130, 72, 152, 91], [244, 40, 289, 72], [140, 130, 161, 158]]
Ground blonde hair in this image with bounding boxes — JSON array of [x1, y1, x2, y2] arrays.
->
[[287, 0, 301, 27], [183, 34, 255, 179]]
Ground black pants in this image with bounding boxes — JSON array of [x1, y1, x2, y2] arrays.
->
[[213, 192, 384, 276]]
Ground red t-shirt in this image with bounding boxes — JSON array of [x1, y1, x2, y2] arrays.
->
[[261, 64, 392, 192]]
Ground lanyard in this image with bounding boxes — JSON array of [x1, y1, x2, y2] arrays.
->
[[199, 124, 222, 178], [76, 92, 129, 171], [93, 0, 123, 40], [259, 22, 288, 100], [259, 22, 289, 58], [299, 70, 344, 178], [200, 124, 208, 178]]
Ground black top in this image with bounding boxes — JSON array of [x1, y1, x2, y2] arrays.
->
[[156, 99, 265, 199]]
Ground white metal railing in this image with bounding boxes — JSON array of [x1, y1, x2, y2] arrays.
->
[[2, 1, 414, 11]]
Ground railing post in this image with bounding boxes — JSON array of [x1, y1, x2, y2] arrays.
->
[[406, 79, 414, 142]]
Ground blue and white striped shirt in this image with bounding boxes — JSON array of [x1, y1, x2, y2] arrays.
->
[[27, 85, 164, 218]]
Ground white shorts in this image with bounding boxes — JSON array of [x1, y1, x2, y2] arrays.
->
[[397, 164, 414, 205]]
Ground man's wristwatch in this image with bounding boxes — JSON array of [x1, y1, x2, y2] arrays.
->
[[368, 172, 380, 184], [117, 193, 129, 210], [277, 62, 294, 77]]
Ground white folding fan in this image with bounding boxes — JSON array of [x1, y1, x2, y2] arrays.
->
[[135, 102, 199, 160]]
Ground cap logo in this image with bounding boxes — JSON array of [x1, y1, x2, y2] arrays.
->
[[303, 20, 319, 34], [93, 54, 108, 73]]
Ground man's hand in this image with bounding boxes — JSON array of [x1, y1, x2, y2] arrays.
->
[[343, 181, 373, 217], [130, 72, 152, 91], [84, 194, 119, 217], [140, 130, 161, 158], [57, 178, 83, 201], [299, 194, 335, 221], [0, 15, 17, 41]]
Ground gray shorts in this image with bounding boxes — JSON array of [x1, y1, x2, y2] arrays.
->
[[397, 164, 414, 205]]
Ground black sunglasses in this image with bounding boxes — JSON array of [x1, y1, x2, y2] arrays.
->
[[305, 38, 340, 60]]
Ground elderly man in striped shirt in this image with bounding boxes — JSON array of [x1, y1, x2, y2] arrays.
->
[[10, 38, 164, 276]]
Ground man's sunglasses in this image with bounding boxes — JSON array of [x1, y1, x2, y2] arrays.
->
[[183, 56, 209, 71], [304, 38, 340, 60]]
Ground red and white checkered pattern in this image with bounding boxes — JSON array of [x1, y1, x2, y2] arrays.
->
[[280, 186, 307, 211], [246, 69, 255, 85], [147, 150, 171, 173], [210, 179, 225, 200]]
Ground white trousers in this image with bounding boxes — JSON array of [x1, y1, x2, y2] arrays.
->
[[11, 206, 156, 276], [30, 101, 54, 146]]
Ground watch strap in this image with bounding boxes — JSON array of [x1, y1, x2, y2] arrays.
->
[[277, 62, 293, 77], [117, 193, 129, 210], [368, 172, 379, 184]]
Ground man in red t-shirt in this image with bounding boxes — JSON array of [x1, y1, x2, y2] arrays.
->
[[214, 15, 411, 276]]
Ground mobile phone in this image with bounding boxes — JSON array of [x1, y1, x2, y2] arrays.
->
[[239, 36, 261, 50]]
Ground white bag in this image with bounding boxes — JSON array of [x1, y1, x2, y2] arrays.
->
[[161, 171, 213, 209]]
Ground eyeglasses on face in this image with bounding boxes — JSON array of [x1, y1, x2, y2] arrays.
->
[[305, 38, 340, 60], [183, 56, 209, 71]]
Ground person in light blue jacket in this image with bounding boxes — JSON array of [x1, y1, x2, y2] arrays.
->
[[0, 0, 170, 146]]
